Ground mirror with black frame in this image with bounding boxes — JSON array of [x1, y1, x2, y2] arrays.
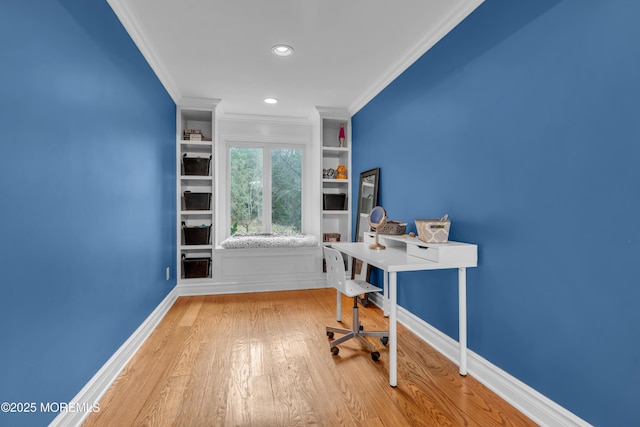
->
[[352, 168, 380, 284]]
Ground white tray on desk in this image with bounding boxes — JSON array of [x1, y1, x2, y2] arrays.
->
[[364, 232, 477, 264]]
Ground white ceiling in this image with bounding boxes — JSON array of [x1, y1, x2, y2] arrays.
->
[[108, 0, 483, 119]]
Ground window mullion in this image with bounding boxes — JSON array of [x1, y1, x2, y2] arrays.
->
[[263, 147, 272, 233]]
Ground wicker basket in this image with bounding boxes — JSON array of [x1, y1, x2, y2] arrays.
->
[[378, 221, 407, 235], [182, 154, 211, 176], [182, 255, 211, 278], [184, 191, 212, 211], [182, 222, 211, 245], [323, 233, 341, 242], [415, 215, 450, 243]]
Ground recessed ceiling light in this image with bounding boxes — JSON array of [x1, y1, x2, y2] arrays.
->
[[264, 97, 278, 104], [271, 45, 294, 57]]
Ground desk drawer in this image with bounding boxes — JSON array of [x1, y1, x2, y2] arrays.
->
[[407, 242, 477, 264], [363, 232, 405, 248]]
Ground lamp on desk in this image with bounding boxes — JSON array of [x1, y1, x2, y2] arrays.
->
[[368, 206, 387, 250]]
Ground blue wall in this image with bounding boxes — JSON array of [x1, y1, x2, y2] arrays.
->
[[352, 0, 640, 425], [0, 1, 176, 425]]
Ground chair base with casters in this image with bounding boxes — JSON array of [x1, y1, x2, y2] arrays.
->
[[324, 246, 388, 361]]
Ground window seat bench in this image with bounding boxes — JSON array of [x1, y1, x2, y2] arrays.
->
[[212, 234, 324, 292]]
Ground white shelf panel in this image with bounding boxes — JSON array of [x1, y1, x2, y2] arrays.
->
[[322, 179, 350, 184], [322, 210, 349, 215], [179, 277, 214, 284], [180, 141, 213, 154], [322, 146, 349, 152], [180, 244, 213, 250], [180, 183, 212, 193], [181, 210, 213, 215], [180, 140, 213, 145], [180, 176, 213, 182], [181, 216, 211, 225]]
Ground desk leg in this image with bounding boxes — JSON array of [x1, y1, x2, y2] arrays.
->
[[389, 271, 397, 387], [458, 267, 468, 376], [383, 270, 389, 317], [336, 289, 342, 322]]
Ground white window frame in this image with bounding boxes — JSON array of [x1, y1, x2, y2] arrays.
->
[[223, 139, 306, 237]]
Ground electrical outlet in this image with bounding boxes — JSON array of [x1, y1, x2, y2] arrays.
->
[[166, 267, 170, 281]]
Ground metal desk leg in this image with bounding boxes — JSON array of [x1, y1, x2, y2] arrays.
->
[[383, 270, 389, 317], [389, 271, 398, 387], [458, 267, 468, 376], [336, 289, 342, 322]]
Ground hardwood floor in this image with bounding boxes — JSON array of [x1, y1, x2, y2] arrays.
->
[[83, 289, 536, 426]]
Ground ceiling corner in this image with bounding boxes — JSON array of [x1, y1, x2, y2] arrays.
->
[[107, 0, 182, 103], [349, 0, 485, 116]]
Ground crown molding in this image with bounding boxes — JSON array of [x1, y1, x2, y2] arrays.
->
[[107, 0, 181, 103], [315, 106, 350, 120], [219, 112, 312, 126], [348, 0, 485, 116], [178, 96, 222, 109]]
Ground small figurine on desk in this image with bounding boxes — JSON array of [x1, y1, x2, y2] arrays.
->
[[338, 124, 345, 147]]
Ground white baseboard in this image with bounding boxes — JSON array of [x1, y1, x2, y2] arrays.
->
[[368, 293, 592, 427], [177, 277, 328, 296], [49, 287, 179, 427]]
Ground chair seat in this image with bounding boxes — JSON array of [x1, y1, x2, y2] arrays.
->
[[343, 279, 382, 298]]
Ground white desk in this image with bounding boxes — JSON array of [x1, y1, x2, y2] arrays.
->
[[331, 234, 477, 387]]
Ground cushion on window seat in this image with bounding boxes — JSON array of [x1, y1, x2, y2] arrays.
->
[[219, 233, 319, 249]]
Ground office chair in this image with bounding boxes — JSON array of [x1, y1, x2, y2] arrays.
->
[[324, 246, 388, 361]]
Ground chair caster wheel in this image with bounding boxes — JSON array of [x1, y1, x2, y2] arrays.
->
[[327, 331, 334, 339], [381, 336, 388, 345], [331, 347, 339, 356], [371, 351, 380, 361]]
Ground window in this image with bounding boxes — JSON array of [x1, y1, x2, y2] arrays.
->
[[229, 145, 302, 234]]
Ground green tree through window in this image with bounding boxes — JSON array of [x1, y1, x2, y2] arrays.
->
[[230, 147, 262, 233], [271, 149, 301, 232]]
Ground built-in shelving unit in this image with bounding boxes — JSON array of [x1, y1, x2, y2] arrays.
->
[[317, 107, 352, 274], [176, 99, 219, 284]]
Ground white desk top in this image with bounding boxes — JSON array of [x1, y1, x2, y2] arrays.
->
[[330, 241, 477, 273]]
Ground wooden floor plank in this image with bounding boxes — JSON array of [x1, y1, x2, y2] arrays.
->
[[83, 289, 536, 427]]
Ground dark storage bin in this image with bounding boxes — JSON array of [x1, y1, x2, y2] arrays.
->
[[182, 154, 211, 176], [323, 193, 346, 210], [323, 233, 341, 242], [184, 191, 211, 210], [182, 222, 211, 245], [182, 255, 211, 278]]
